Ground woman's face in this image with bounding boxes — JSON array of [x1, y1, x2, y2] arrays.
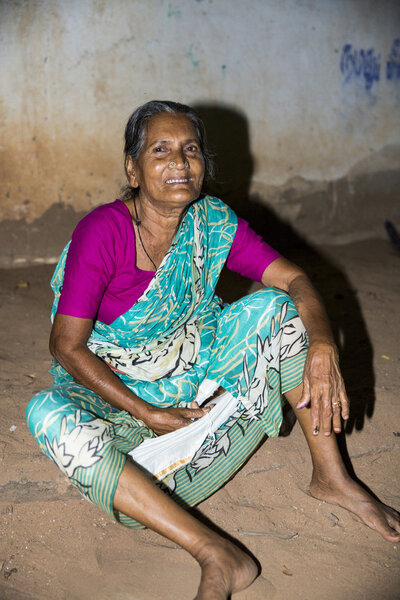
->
[[127, 112, 205, 210]]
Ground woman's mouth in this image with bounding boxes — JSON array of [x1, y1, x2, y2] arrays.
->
[[165, 178, 190, 184]]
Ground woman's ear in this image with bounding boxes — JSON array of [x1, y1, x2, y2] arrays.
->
[[125, 156, 139, 188]]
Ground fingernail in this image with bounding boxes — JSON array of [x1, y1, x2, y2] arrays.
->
[[313, 426, 319, 435], [334, 428, 341, 433]]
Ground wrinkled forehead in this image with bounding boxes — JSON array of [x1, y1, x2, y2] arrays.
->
[[143, 112, 199, 146]]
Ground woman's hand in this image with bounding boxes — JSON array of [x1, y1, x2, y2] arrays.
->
[[296, 341, 350, 436], [142, 402, 213, 436], [261, 259, 351, 437]]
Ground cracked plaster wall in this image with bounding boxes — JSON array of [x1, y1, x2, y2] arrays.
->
[[0, 0, 399, 266]]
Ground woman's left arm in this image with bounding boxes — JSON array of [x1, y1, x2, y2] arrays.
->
[[261, 257, 349, 436]]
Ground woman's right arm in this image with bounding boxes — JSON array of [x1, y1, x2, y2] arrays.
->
[[50, 313, 210, 434]]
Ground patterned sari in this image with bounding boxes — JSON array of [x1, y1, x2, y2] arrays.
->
[[26, 196, 308, 528]]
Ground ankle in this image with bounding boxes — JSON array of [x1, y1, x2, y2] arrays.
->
[[311, 463, 350, 490], [189, 533, 226, 566]]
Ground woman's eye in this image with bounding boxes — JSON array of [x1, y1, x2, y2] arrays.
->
[[153, 146, 166, 153], [186, 145, 198, 152]]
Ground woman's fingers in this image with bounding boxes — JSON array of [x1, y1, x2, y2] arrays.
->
[[330, 381, 350, 433], [339, 385, 350, 421], [322, 391, 334, 436], [183, 406, 211, 419], [299, 342, 352, 436], [310, 389, 321, 435], [179, 406, 211, 421], [150, 405, 215, 435], [331, 398, 342, 433], [296, 376, 311, 409]]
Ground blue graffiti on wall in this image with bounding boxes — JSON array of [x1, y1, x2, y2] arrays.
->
[[386, 38, 400, 80], [340, 38, 400, 93], [340, 44, 381, 91]]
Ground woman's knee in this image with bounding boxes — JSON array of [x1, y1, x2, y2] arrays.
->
[[26, 385, 77, 438], [224, 288, 295, 326], [26, 388, 54, 435], [248, 287, 293, 310]]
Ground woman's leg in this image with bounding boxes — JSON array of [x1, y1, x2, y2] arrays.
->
[[114, 462, 258, 600], [27, 384, 258, 599], [285, 383, 400, 542], [26, 383, 156, 518]]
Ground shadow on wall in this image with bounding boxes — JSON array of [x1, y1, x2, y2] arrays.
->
[[195, 102, 375, 439]]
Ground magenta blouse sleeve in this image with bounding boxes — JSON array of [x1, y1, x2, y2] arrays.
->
[[226, 217, 281, 282], [56, 210, 116, 320]]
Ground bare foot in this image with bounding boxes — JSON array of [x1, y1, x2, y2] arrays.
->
[[193, 538, 259, 600], [310, 472, 400, 542]]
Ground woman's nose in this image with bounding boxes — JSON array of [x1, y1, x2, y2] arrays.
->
[[168, 150, 189, 169]]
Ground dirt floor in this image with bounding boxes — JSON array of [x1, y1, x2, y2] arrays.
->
[[0, 238, 399, 600]]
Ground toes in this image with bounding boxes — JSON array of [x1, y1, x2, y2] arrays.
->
[[372, 507, 400, 541], [351, 500, 400, 542], [381, 529, 400, 542], [386, 508, 400, 534]]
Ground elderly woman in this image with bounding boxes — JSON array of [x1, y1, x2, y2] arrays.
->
[[26, 100, 400, 599]]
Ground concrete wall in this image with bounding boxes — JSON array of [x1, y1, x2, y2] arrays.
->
[[1, 0, 399, 266]]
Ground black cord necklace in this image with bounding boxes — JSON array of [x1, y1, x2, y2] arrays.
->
[[132, 197, 157, 271]]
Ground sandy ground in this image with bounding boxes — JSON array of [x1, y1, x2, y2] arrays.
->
[[0, 238, 399, 600]]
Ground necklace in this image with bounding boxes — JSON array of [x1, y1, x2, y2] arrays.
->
[[132, 197, 157, 270]]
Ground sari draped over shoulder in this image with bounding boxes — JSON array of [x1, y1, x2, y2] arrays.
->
[[49, 196, 238, 406]]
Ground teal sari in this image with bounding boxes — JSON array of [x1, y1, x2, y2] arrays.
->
[[26, 196, 308, 527]]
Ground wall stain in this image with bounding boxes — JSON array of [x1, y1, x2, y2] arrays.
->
[[0, 203, 87, 267], [187, 44, 200, 68], [248, 144, 400, 246], [167, 3, 181, 18]]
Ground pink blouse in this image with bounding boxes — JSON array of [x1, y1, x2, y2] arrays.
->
[[57, 200, 281, 325]]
